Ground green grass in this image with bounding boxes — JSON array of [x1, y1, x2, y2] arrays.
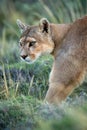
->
[[0, 95, 87, 130], [0, 95, 40, 129]]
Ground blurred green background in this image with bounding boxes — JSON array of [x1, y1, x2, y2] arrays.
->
[[0, 0, 87, 130]]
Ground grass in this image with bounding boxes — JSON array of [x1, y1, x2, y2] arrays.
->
[[0, 0, 87, 130], [0, 95, 87, 130], [0, 95, 40, 129], [0, 49, 87, 130], [0, 54, 53, 99]]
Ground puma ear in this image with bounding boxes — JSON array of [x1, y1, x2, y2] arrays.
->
[[39, 18, 50, 33], [16, 19, 28, 33]]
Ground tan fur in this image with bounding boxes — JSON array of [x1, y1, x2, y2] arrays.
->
[[17, 16, 87, 105]]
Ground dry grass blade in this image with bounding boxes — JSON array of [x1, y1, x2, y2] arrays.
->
[[15, 82, 19, 96], [28, 75, 34, 95], [2, 64, 9, 98]]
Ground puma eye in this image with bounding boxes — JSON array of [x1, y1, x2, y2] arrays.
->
[[29, 41, 36, 47]]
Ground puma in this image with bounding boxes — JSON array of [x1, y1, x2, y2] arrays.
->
[[17, 16, 87, 104]]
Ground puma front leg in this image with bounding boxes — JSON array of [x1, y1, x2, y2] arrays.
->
[[45, 59, 85, 105], [45, 82, 74, 104]]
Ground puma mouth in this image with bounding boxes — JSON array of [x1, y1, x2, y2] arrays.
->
[[20, 57, 35, 64]]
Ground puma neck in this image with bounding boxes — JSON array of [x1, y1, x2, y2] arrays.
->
[[50, 23, 72, 56]]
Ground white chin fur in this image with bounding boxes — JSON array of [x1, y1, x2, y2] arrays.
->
[[20, 57, 35, 64], [20, 53, 41, 64]]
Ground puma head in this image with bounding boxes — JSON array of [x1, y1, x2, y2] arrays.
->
[[16, 18, 54, 63]]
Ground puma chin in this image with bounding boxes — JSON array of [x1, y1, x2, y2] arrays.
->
[[20, 53, 41, 64], [20, 57, 34, 64]]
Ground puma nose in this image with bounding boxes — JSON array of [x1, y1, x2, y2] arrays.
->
[[21, 55, 27, 59]]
